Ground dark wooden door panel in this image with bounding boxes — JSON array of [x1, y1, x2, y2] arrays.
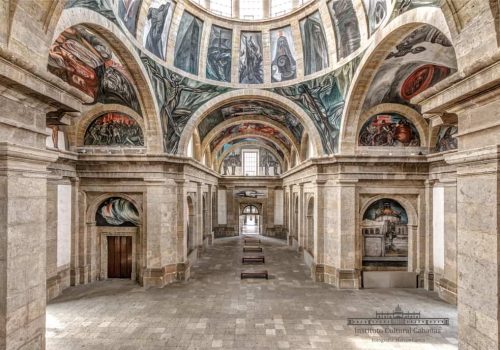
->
[[107, 236, 132, 278]]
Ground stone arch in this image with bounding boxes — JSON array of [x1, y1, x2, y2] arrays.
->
[[177, 89, 323, 157], [192, 128, 202, 161], [87, 193, 142, 225], [200, 116, 301, 158], [354, 103, 430, 150], [360, 195, 417, 226], [339, 7, 456, 154], [75, 104, 146, 147], [300, 132, 310, 160], [50, 8, 163, 153]]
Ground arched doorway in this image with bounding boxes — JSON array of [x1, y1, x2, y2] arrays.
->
[[306, 197, 314, 255], [187, 196, 195, 253], [95, 197, 140, 280], [240, 205, 260, 235]]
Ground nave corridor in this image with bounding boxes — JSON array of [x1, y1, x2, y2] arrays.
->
[[47, 237, 457, 350]]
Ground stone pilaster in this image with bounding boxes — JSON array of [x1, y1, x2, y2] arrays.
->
[[447, 146, 500, 349], [423, 180, 434, 290], [196, 182, 203, 252], [297, 183, 304, 250], [337, 179, 360, 289], [175, 180, 190, 281], [0, 143, 57, 350]]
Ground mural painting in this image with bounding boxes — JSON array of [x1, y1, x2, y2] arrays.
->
[[364, 25, 456, 111], [272, 55, 362, 154], [48, 25, 141, 114], [300, 12, 329, 75], [96, 197, 140, 226], [118, 0, 142, 36], [260, 149, 281, 175], [206, 25, 233, 82], [221, 151, 241, 175], [210, 123, 292, 151], [141, 53, 231, 153], [65, 0, 118, 24], [328, 0, 361, 59], [270, 26, 297, 82], [435, 125, 458, 152], [84, 112, 144, 146], [235, 189, 267, 198], [197, 101, 303, 143], [239, 32, 264, 84], [142, 0, 174, 60], [363, 0, 389, 35], [174, 11, 203, 75], [392, 0, 440, 18], [358, 113, 420, 147], [362, 199, 408, 265]]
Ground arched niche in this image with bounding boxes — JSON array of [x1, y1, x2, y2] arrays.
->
[[82, 111, 145, 147], [358, 112, 421, 147], [360, 197, 415, 270]]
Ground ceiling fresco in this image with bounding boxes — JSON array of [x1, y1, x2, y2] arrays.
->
[[209, 123, 292, 152], [363, 25, 457, 111], [48, 25, 141, 114], [141, 53, 231, 153], [62, 0, 447, 156], [197, 101, 304, 143], [271, 54, 363, 154]]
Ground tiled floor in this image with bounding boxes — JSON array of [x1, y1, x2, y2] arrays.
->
[[47, 236, 458, 350]]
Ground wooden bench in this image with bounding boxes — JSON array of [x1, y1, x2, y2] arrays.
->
[[241, 270, 268, 279], [244, 238, 261, 244], [243, 246, 263, 252], [242, 255, 265, 264]]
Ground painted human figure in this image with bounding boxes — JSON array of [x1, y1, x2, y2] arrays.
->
[[161, 72, 208, 152], [240, 35, 263, 84], [280, 81, 338, 153], [272, 33, 296, 82], [145, 2, 170, 59]]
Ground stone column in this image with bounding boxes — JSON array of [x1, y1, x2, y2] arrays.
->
[[263, 0, 271, 18], [297, 183, 304, 250], [0, 143, 57, 350], [196, 183, 203, 251], [423, 180, 434, 290], [337, 179, 360, 289], [232, 0, 240, 18], [206, 184, 213, 245], [447, 146, 500, 349], [143, 179, 168, 287], [313, 180, 326, 282], [225, 186, 236, 235], [175, 180, 190, 281], [70, 178, 81, 286], [441, 180, 457, 303]]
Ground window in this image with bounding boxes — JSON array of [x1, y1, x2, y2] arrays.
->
[[210, 0, 232, 17], [271, 0, 293, 17], [240, 0, 263, 20], [243, 150, 258, 176]]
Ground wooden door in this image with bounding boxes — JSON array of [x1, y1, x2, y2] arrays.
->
[[107, 236, 132, 278]]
